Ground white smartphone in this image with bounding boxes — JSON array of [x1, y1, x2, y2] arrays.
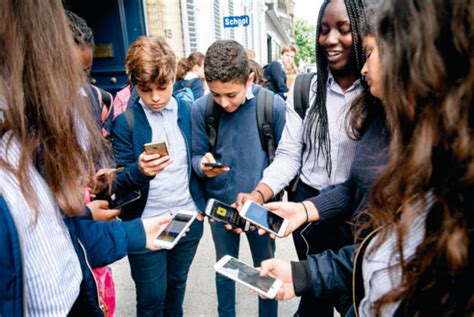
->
[[214, 255, 282, 299], [153, 210, 197, 249], [240, 200, 289, 237], [204, 198, 250, 231]]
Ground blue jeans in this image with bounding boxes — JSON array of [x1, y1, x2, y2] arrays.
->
[[128, 219, 203, 317], [210, 221, 278, 317]]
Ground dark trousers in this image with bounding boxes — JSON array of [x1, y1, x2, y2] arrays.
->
[[210, 220, 278, 317], [128, 220, 203, 317], [288, 181, 352, 317]]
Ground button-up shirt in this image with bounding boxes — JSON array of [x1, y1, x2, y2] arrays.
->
[[262, 71, 361, 193]]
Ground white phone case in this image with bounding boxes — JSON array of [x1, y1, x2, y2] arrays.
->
[[240, 200, 289, 237], [153, 210, 197, 249], [214, 255, 282, 299]]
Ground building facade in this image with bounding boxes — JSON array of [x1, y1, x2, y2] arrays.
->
[[65, 0, 294, 92]]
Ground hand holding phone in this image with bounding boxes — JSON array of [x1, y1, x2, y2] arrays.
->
[[144, 141, 169, 157], [240, 200, 289, 237], [205, 199, 250, 231], [201, 152, 230, 178], [107, 190, 141, 209], [203, 162, 229, 169], [153, 210, 198, 249], [139, 151, 172, 177], [214, 255, 283, 299]]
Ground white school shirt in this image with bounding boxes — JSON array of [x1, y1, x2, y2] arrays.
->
[[261, 71, 361, 194], [140, 97, 197, 218], [0, 132, 82, 316]]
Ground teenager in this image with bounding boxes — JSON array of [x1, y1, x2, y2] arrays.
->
[[264, 45, 297, 98], [112, 36, 205, 317], [261, 0, 474, 315], [237, 0, 369, 315], [0, 2, 170, 316], [173, 52, 206, 101], [191, 40, 286, 317]]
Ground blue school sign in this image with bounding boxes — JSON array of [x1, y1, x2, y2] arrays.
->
[[223, 15, 250, 28]]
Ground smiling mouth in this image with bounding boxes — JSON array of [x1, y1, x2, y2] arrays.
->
[[327, 51, 342, 57]]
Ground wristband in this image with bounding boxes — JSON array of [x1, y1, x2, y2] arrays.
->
[[300, 202, 309, 223], [253, 189, 265, 203]]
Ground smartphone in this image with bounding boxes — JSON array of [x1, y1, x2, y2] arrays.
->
[[240, 200, 289, 237], [153, 210, 198, 249], [214, 255, 282, 299], [204, 198, 250, 231], [108, 190, 141, 209], [203, 162, 228, 168], [144, 141, 169, 156]]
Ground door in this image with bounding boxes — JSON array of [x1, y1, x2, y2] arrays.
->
[[65, 0, 146, 93]]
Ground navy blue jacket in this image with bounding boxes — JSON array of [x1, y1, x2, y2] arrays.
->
[[112, 94, 206, 221], [191, 85, 286, 205], [0, 196, 145, 316], [173, 78, 204, 100], [264, 61, 288, 98]]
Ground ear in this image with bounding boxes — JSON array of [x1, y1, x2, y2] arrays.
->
[[246, 72, 255, 87]]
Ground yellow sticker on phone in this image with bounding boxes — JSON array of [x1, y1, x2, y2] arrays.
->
[[216, 207, 227, 217]]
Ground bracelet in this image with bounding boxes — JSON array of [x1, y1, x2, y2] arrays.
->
[[253, 189, 266, 203], [300, 202, 309, 223]]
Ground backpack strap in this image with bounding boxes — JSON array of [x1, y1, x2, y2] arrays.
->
[[123, 107, 135, 133], [293, 72, 315, 120], [205, 95, 221, 154], [256, 88, 276, 163]]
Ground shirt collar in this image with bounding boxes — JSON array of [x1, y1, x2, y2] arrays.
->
[[327, 69, 362, 93], [139, 96, 177, 113], [245, 85, 255, 102], [184, 72, 199, 80], [278, 60, 286, 72]]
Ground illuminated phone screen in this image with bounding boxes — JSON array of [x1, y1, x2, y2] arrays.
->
[[156, 214, 192, 242], [209, 200, 247, 229], [244, 202, 284, 233], [220, 257, 276, 293]]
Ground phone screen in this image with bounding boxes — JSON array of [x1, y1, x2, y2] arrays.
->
[[108, 190, 141, 209], [244, 202, 284, 233], [220, 257, 276, 293], [156, 214, 193, 242], [208, 200, 247, 229]]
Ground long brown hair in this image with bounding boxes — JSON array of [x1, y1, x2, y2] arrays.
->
[[176, 51, 204, 81], [365, 0, 474, 315], [0, 0, 106, 216]]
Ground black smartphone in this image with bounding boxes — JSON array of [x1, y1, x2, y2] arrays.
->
[[204, 198, 250, 231], [203, 162, 228, 168], [108, 190, 141, 209]]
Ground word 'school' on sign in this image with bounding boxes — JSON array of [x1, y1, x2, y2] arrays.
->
[[223, 15, 250, 28]]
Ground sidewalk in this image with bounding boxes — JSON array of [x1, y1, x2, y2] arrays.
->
[[111, 220, 300, 316]]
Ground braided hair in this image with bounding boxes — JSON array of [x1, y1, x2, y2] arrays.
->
[[303, 0, 367, 175], [65, 10, 94, 48]]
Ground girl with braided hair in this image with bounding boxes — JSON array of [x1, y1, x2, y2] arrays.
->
[[236, 0, 370, 315]]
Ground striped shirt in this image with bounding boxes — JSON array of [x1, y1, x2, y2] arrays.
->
[[261, 71, 361, 194], [360, 198, 431, 316], [0, 132, 82, 316], [140, 97, 197, 218]]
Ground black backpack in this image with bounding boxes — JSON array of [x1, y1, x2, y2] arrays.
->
[[205, 87, 277, 163], [292, 72, 316, 120]]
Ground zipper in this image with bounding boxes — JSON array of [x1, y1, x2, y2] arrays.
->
[[77, 238, 107, 316], [352, 227, 384, 317]]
